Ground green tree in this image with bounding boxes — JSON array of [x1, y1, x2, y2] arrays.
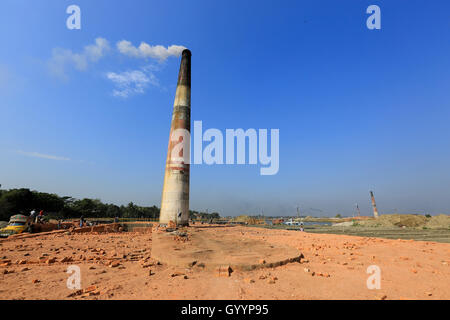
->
[[0, 188, 33, 220], [0, 188, 162, 221]]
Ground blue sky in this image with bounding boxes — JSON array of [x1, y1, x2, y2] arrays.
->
[[0, 0, 449, 216]]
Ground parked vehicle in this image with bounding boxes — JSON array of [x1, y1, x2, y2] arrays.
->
[[283, 219, 301, 226], [0, 214, 31, 238]]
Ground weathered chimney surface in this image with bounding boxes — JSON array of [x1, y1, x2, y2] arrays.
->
[[370, 191, 379, 219], [159, 49, 191, 226]]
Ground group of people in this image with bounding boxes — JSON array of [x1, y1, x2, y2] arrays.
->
[[29, 209, 45, 224], [79, 216, 111, 227], [27, 211, 118, 229], [26, 210, 116, 230]]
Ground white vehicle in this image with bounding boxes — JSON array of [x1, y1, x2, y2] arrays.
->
[[283, 219, 300, 226]]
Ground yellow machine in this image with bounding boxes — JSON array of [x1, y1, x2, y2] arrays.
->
[[0, 214, 30, 238]]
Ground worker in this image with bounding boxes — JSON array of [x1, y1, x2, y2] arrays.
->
[[79, 215, 84, 228], [29, 209, 36, 223], [37, 210, 44, 223]]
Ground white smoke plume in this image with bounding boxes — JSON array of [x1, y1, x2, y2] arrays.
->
[[48, 37, 110, 80], [117, 40, 186, 61], [106, 68, 159, 98]]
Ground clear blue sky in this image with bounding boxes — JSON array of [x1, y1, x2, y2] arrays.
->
[[0, 0, 449, 216]]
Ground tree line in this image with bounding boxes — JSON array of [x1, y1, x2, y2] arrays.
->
[[0, 188, 220, 222]]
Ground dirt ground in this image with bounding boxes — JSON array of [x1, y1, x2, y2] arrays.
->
[[0, 225, 449, 300]]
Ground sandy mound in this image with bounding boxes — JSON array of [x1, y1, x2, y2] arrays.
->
[[425, 214, 450, 229], [332, 221, 353, 227], [232, 215, 260, 225], [359, 214, 428, 228]]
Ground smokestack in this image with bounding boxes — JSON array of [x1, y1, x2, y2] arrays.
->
[[159, 49, 191, 226], [370, 191, 379, 218]]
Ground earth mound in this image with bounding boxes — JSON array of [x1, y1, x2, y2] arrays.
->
[[357, 214, 450, 229]]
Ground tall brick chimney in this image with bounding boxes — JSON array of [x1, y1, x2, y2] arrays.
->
[[370, 191, 379, 219], [159, 49, 191, 226]]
